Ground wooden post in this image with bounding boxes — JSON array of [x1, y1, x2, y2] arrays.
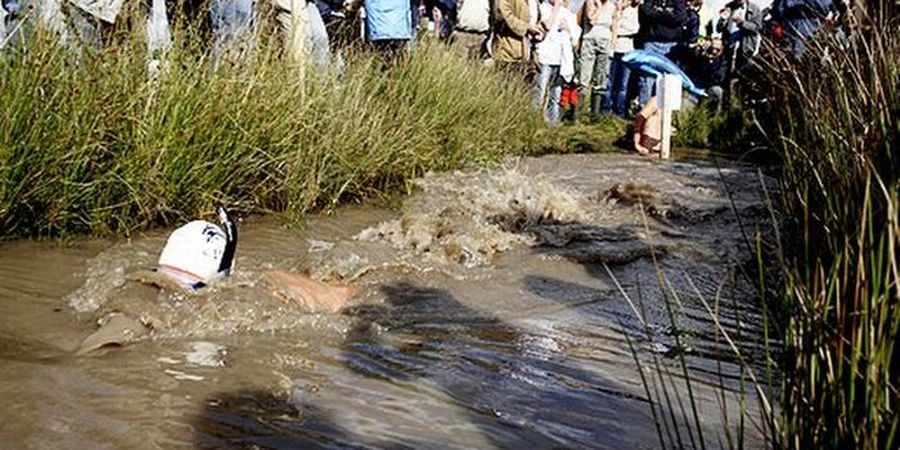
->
[[656, 74, 682, 160], [660, 109, 673, 159]]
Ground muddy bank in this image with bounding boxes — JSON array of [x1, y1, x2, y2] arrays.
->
[[0, 153, 773, 448]]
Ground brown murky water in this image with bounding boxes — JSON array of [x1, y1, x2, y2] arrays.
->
[[0, 153, 775, 449]]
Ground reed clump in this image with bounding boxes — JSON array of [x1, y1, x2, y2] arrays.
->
[[623, 8, 898, 450], [758, 9, 899, 448], [0, 23, 571, 238], [672, 100, 754, 153]]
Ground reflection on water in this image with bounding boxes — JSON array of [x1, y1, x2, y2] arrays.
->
[[0, 154, 773, 449]]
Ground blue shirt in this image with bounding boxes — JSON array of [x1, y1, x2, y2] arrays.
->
[[366, 0, 414, 41]]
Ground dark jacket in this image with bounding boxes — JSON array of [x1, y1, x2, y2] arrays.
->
[[681, 8, 699, 44], [679, 45, 727, 90], [637, 0, 687, 44], [738, 0, 763, 64]]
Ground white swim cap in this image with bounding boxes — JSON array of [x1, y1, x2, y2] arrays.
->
[[157, 220, 229, 284]]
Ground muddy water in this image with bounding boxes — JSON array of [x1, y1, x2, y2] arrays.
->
[[0, 154, 774, 449]]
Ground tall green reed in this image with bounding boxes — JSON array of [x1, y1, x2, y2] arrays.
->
[[757, 10, 899, 448], [0, 18, 556, 238], [618, 8, 898, 449]]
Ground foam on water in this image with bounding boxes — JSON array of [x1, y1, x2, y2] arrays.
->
[[60, 161, 753, 345], [359, 169, 586, 258], [66, 239, 161, 313], [184, 341, 227, 367], [301, 169, 591, 283]]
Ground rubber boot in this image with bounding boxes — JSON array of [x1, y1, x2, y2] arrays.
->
[[575, 87, 589, 120], [590, 91, 603, 117]]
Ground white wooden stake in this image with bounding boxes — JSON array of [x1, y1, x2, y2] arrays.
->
[[661, 107, 673, 160], [656, 74, 683, 160]]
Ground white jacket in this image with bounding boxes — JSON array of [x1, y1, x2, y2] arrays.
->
[[534, 2, 580, 70]]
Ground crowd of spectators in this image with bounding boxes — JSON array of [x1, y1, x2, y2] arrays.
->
[[1, 0, 846, 142]]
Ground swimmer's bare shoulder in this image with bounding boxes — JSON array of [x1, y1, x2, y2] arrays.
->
[[76, 273, 175, 355], [77, 312, 148, 355]]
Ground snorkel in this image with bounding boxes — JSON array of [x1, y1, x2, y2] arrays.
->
[[216, 206, 238, 276]]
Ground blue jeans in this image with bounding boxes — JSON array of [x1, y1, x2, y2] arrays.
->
[[602, 52, 631, 117], [784, 17, 822, 57], [147, 0, 172, 56], [1, 0, 24, 49], [533, 64, 563, 125], [210, 0, 254, 65], [638, 41, 677, 107], [307, 3, 330, 71]]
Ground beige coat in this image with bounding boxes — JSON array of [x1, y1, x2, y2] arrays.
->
[[491, 0, 532, 63]]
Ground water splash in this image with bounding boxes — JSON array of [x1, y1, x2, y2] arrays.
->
[[356, 169, 587, 268]]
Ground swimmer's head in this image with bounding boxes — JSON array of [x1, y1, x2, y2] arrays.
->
[[157, 207, 238, 290]]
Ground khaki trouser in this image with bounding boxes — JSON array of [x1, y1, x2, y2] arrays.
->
[[578, 26, 611, 94], [449, 29, 486, 59], [274, 1, 333, 76]]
